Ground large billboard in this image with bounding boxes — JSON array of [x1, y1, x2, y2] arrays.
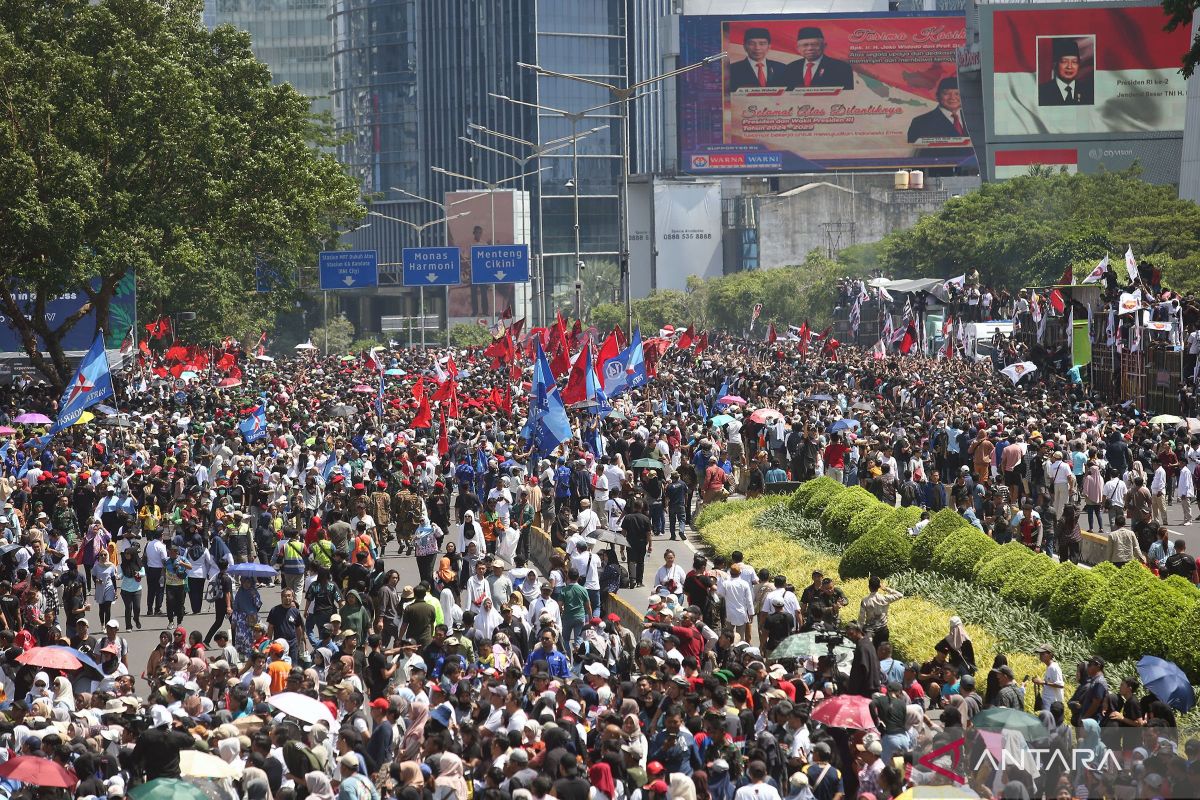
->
[[653, 182, 723, 292], [0, 272, 137, 358], [678, 13, 974, 174], [444, 190, 526, 322], [979, 2, 1190, 183]]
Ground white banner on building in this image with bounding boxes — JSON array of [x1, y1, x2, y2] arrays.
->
[[626, 182, 653, 300], [653, 181, 722, 292]]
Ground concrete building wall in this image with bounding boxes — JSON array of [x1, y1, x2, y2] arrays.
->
[[1180, 18, 1200, 204]]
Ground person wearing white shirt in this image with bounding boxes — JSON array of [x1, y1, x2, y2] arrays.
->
[[652, 550, 687, 597], [605, 496, 626, 531], [576, 500, 601, 536], [603, 460, 625, 495], [1032, 645, 1065, 707], [592, 467, 610, 506], [570, 540, 602, 610], [1179, 463, 1195, 525], [1102, 473, 1127, 529], [718, 568, 755, 642], [526, 583, 561, 633], [1150, 461, 1169, 525]]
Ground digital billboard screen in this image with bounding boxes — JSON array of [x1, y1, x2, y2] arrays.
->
[[985, 3, 1190, 139], [678, 13, 974, 174]]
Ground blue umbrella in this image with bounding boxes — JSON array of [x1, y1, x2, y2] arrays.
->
[[710, 414, 734, 428], [384, 368, 406, 377], [802, 394, 834, 402], [830, 419, 860, 433], [228, 563, 278, 580], [47, 645, 104, 679], [1137, 655, 1195, 712]]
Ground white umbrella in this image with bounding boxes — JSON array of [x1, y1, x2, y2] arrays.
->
[[268, 691, 336, 726], [254, 354, 275, 362], [294, 341, 317, 351], [180, 749, 243, 779]]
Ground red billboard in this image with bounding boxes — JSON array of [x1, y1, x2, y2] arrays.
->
[[988, 4, 1190, 137]]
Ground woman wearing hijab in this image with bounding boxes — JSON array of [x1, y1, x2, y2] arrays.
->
[[706, 760, 735, 800], [434, 751, 469, 800], [305, 771, 336, 800], [589, 762, 617, 800], [24, 671, 50, 707], [474, 595, 502, 641], [397, 700, 429, 762], [340, 590, 372, 642], [185, 534, 218, 615], [92, 548, 119, 627], [668, 772, 698, 800], [50, 675, 75, 714], [433, 556, 457, 597], [458, 510, 485, 556], [1074, 718, 1108, 785], [439, 587, 463, 631], [940, 616, 975, 675], [231, 576, 262, 656], [497, 522, 520, 566]]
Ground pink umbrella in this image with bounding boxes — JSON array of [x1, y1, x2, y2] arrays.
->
[[218, 377, 242, 388], [749, 408, 784, 424], [717, 395, 747, 406], [0, 426, 14, 435], [0, 755, 77, 788], [811, 694, 877, 731], [352, 385, 374, 394], [13, 413, 51, 424]]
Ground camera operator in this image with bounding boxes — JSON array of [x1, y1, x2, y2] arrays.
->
[[845, 622, 881, 697]]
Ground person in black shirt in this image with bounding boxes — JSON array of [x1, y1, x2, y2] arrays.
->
[[1165, 540, 1197, 581], [622, 501, 652, 588], [762, 599, 795, 653], [132, 716, 195, 780]]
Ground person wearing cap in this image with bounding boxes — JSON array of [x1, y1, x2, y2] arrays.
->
[[1038, 36, 1092, 106], [993, 664, 1025, 710], [338, 750, 379, 799], [1031, 643, 1064, 710]]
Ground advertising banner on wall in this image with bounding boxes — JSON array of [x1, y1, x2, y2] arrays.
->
[[986, 3, 1190, 139], [0, 272, 137, 359], [627, 183, 654, 300], [444, 191, 523, 321], [653, 182, 723, 292], [679, 13, 974, 174]]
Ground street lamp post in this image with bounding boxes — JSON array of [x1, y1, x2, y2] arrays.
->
[[462, 123, 606, 321], [368, 210, 469, 349], [430, 165, 545, 325], [516, 53, 727, 333]]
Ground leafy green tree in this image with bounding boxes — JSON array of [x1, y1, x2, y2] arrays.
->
[[448, 323, 492, 349], [309, 314, 355, 355], [878, 168, 1200, 292], [0, 0, 361, 388], [588, 303, 624, 334], [1163, 0, 1200, 78]]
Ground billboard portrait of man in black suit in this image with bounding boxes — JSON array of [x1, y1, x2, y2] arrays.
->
[[785, 27, 854, 90], [907, 78, 968, 142], [727, 27, 788, 92], [1037, 37, 1094, 106]]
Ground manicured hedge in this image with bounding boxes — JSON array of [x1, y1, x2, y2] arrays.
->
[[847, 501, 893, 542], [1095, 571, 1194, 662], [930, 527, 1001, 581], [863, 505, 924, 543], [1169, 601, 1200, 676], [911, 509, 973, 570], [1081, 562, 1153, 636], [799, 477, 845, 516], [840, 526, 913, 579], [789, 476, 842, 513], [820, 486, 878, 541], [1047, 567, 1108, 630], [998, 552, 1059, 606], [1028, 561, 1080, 610], [1091, 561, 1118, 581], [974, 542, 1041, 591]]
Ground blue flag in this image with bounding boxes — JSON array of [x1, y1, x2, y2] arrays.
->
[[375, 372, 386, 419], [15, 455, 31, 481], [50, 331, 114, 435], [530, 341, 574, 454], [321, 451, 337, 483], [711, 378, 729, 415], [238, 404, 267, 443], [601, 327, 647, 398]]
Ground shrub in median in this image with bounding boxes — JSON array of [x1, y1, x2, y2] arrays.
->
[[1047, 567, 1108, 630], [863, 506, 924, 543], [1096, 574, 1195, 663], [998, 552, 1059, 606], [1169, 601, 1200, 678], [1081, 562, 1153, 637], [847, 501, 892, 542], [820, 486, 877, 541], [840, 526, 912, 579], [790, 476, 841, 513], [1028, 561, 1079, 609], [974, 542, 1040, 591], [930, 527, 1000, 581], [911, 508, 972, 570]]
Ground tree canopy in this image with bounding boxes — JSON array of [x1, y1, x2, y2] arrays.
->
[[1163, 0, 1200, 78], [0, 0, 361, 387], [877, 168, 1200, 292]]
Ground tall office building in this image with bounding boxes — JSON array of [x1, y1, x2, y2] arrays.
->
[[204, 0, 334, 119]]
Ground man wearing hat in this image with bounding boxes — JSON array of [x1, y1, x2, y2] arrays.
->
[[1039, 37, 1093, 106], [728, 27, 788, 92], [906, 78, 972, 155], [785, 26, 853, 90], [1031, 643, 1064, 711]]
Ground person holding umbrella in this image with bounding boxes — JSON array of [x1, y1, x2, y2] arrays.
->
[[231, 575, 262, 656]]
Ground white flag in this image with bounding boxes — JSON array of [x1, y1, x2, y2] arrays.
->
[[1125, 246, 1139, 283], [877, 287, 894, 303], [1118, 291, 1143, 316], [1081, 254, 1109, 285], [1000, 361, 1038, 385]]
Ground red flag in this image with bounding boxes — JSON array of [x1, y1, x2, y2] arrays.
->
[[695, 331, 709, 354], [550, 344, 571, 379], [164, 344, 189, 363], [1049, 288, 1066, 314], [138, 340, 150, 357], [596, 331, 620, 386], [561, 344, 591, 405], [217, 352, 236, 373], [570, 318, 583, 348], [432, 378, 457, 403], [254, 331, 267, 357], [119, 327, 135, 356], [900, 322, 918, 355], [445, 355, 458, 378], [500, 385, 513, 416], [797, 321, 810, 355], [437, 410, 449, 456], [509, 317, 525, 342], [483, 332, 515, 367], [365, 348, 382, 373], [411, 377, 426, 403], [767, 323, 777, 344], [500, 306, 513, 321], [942, 316, 954, 337], [448, 385, 460, 419], [555, 309, 567, 337], [814, 325, 832, 341], [613, 324, 628, 351], [1058, 265, 1073, 285], [145, 317, 171, 340], [412, 392, 433, 429], [823, 338, 841, 361], [677, 325, 695, 350]]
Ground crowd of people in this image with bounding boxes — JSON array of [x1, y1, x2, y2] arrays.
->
[[0, 318, 1195, 800]]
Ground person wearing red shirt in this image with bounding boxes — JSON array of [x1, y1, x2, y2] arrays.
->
[[646, 614, 705, 661], [823, 435, 850, 485]]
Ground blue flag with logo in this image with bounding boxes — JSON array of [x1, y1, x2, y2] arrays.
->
[[50, 331, 114, 435], [321, 451, 337, 483], [375, 373, 386, 419], [711, 378, 729, 415], [600, 327, 647, 398], [238, 403, 268, 443], [529, 341, 574, 454]]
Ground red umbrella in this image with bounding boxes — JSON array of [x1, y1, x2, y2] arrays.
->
[[718, 394, 747, 406], [811, 695, 877, 731], [749, 408, 784, 424], [16, 645, 87, 671], [217, 377, 242, 388], [0, 755, 78, 787]]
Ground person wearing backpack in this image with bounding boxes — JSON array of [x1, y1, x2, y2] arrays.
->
[[204, 558, 234, 645]]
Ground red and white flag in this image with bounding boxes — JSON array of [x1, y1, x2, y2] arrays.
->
[[1081, 254, 1109, 285], [1125, 246, 1139, 283], [766, 323, 777, 344]]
